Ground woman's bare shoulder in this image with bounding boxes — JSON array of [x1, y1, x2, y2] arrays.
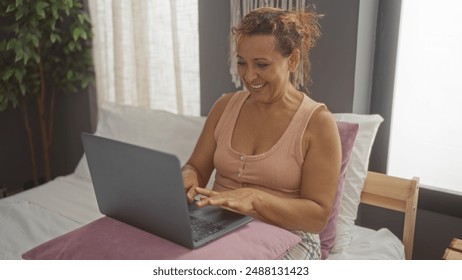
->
[[303, 106, 340, 151], [309, 106, 336, 131], [206, 91, 238, 121]]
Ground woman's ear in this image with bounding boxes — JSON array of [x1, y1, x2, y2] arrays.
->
[[289, 49, 301, 72]]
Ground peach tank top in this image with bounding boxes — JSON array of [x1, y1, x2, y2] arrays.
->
[[213, 91, 325, 198]]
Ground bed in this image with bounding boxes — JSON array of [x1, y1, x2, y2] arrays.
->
[[0, 102, 419, 260]]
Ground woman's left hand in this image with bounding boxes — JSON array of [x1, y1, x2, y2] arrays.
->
[[194, 187, 262, 216]]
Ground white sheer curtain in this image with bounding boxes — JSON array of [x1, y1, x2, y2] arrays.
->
[[88, 0, 200, 116]]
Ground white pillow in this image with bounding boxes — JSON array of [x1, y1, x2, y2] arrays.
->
[[330, 114, 383, 253], [74, 102, 206, 180]]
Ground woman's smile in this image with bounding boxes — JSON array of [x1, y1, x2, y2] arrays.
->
[[249, 82, 267, 90]]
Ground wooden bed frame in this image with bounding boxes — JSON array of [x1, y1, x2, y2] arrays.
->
[[361, 171, 420, 260]]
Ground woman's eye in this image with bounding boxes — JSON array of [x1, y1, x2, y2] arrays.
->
[[237, 61, 246, 66], [257, 63, 268, 68]]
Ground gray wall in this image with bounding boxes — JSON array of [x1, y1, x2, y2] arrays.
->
[[199, 0, 236, 116], [353, 0, 379, 114], [368, 0, 401, 174], [310, 0, 360, 113]]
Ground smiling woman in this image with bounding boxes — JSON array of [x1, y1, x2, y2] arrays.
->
[[182, 6, 342, 260]]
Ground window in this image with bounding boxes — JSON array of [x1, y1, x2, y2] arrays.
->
[[89, 0, 200, 116], [388, 0, 462, 194]]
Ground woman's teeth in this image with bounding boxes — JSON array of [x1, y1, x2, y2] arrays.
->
[[250, 83, 265, 89]]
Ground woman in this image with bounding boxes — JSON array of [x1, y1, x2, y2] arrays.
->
[[182, 7, 341, 259]]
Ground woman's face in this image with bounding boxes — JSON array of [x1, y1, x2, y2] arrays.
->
[[236, 35, 295, 103]]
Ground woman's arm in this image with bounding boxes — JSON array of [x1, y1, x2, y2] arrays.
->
[[195, 107, 342, 233], [182, 93, 235, 202]]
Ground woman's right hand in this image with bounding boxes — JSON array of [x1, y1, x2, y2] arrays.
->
[[182, 168, 199, 203]]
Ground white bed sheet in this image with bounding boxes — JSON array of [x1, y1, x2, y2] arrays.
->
[[0, 173, 404, 260], [327, 227, 404, 260]]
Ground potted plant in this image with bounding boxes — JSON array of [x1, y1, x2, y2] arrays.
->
[[0, 0, 94, 186]]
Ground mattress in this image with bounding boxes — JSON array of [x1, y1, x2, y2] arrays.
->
[[0, 173, 404, 260]]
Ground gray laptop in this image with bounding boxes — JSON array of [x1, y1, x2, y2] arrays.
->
[[81, 133, 252, 249]]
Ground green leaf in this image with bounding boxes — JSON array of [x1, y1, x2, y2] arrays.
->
[[6, 4, 16, 13], [72, 28, 79, 41], [68, 41, 76, 51], [64, 0, 74, 9], [19, 83, 26, 96], [14, 39, 23, 52], [31, 34, 39, 47], [64, 3, 70, 16], [15, 49, 24, 62], [81, 76, 94, 88], [50, 33, 61, 43], [3, 69, 15, 81], [30, 17, 38, 28], [22, 51, 30, 65], [66, 70, 74, 80], [51, 4, 58, 19], [78, 14, 85, 24], [14, 69, 24, 82], [72, 27, 85, 41], [74, 1, 83, 9], [0, 95, 8, 112], [50, 19, 57, 31], [36, 2, 50, 10], [15, 0, 23, 8], [35, 1, 49, 18], [6, 38, 17, 50], [77, 12, 91, 24], [31, 52, 40, 63], [15, 6, 24, 20], [75, 42, 82, 51]]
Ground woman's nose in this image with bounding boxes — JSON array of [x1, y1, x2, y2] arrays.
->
[[244, 67, 257, 82]]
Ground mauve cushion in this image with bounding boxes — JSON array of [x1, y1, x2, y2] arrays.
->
[[319, 121, 359, 259], [22, 217, 301, 260]]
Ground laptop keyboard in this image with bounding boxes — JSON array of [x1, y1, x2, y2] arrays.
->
[[190, 216, 225, 242]]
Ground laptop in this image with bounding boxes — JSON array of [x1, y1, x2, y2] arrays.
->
[[81, 133, 252, 249]]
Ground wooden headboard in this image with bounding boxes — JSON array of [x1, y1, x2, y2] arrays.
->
[[360, 171, 420, 260]]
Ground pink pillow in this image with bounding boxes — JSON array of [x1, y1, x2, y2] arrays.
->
[[319, 121, 359, 259], [22, 217, 301, 260]]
